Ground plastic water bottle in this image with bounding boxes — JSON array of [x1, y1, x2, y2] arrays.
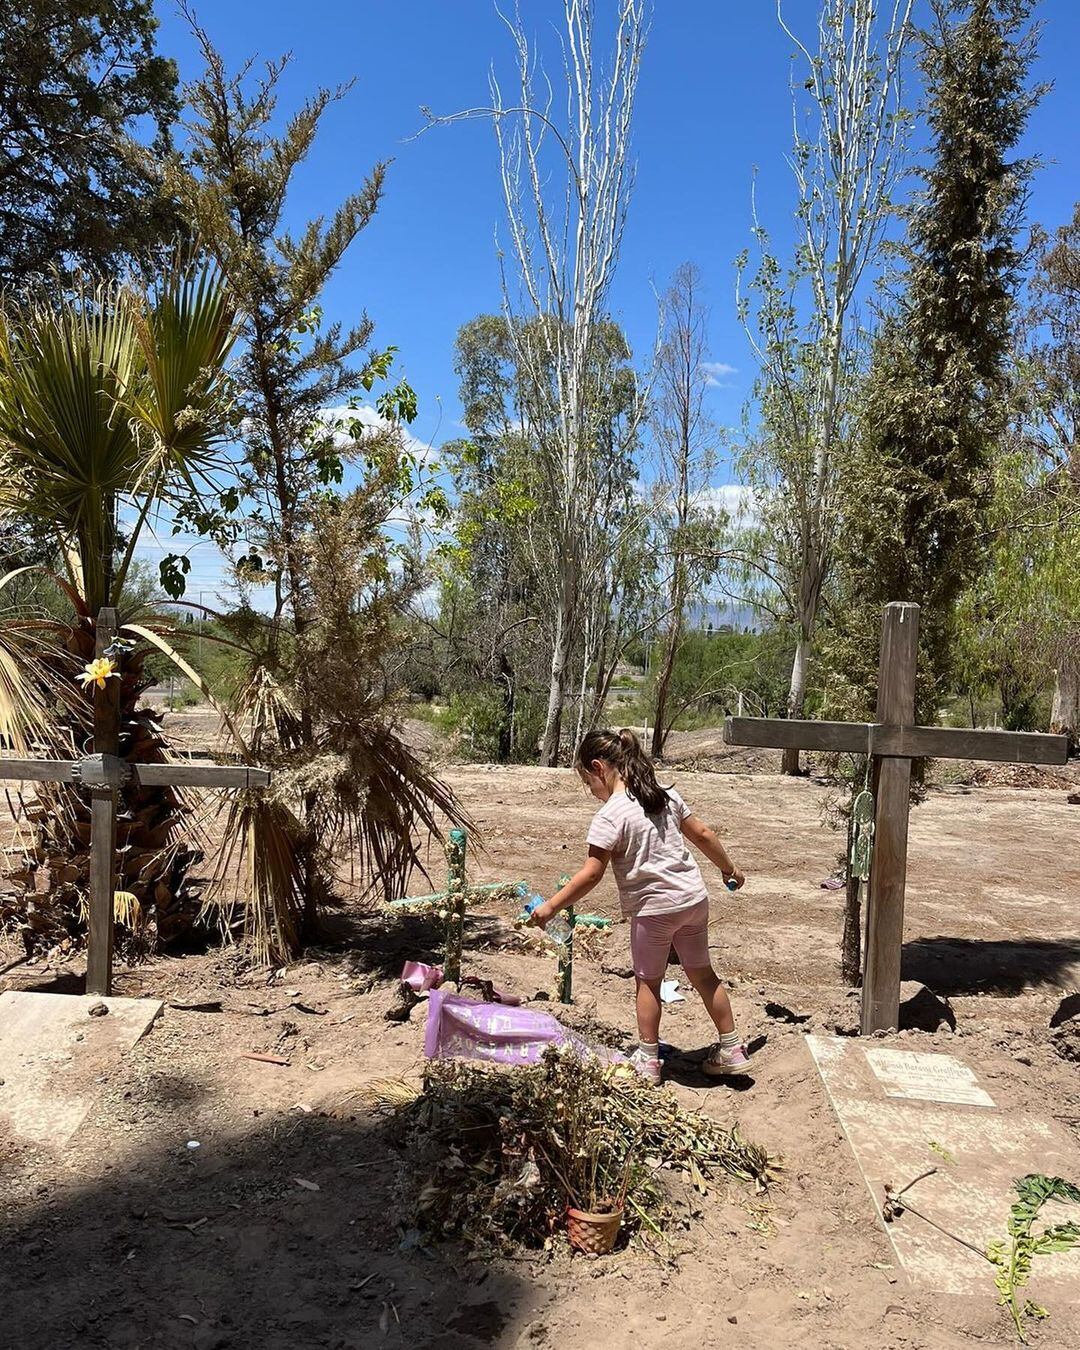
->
[[522, 893, 571, 947]]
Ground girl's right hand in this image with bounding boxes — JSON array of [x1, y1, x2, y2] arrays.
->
[[723, 869, 746, 890], [528, 900, 558, 928]]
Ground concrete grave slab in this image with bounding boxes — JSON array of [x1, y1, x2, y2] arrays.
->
[[805, 1034, 1080, 1298], [0, 991, 163, 1148]]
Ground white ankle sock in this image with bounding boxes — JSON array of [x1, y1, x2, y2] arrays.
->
[[719, 1030, 741, 1050], [637, 1041, 659, 1059]]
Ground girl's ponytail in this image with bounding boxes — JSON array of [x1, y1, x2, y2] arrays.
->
[[617, 728, 670, 814], [575, 727, 672, 814]]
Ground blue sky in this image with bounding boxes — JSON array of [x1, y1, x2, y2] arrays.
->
[[149, 0, 1080, 600]]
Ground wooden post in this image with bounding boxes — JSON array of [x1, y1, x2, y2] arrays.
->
[[86, 607, 120, 997], [861, 602, 920, 1034]]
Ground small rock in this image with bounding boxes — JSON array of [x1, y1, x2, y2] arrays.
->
[[1066, 791, 1080, 806], [727, 1315, 738, 1325], [898, 982, 956, 1033], [1050, 993, 1080, 1029], [87, 1001, 109, 1018], [1051, 1023, 1080, 1064], [764, 1001, 810, 1025]]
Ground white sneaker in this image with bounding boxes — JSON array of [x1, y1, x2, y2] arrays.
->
[[628, 1047, 662, 1085], [702, 1042, 755, 1077]]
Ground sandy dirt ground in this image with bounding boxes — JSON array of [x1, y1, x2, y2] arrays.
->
[[2, 755, 1079, 1350]]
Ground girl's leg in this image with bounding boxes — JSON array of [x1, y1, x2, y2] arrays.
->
[[635, 976, 663, 1045], [684, 965, 735, 1036], [670, 902, 734, 1034]]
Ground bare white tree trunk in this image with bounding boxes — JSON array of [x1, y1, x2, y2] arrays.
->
[[781, 631, 812, 774], [650, 263, 719, 756], [738, 0, 913, 774], [488, 0, 648, 766], [1050, 657, 1079, 744]]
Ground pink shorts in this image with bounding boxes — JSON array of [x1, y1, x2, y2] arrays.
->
[[630, 898, 711, 981]]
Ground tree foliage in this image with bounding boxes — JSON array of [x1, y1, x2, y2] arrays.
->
[[956, 202, 1080, 737], [430, 311, 648, 762], [828, 0, 1041, 724], [167, 17, 463, 948], [0, 0, 180, 289], [0, 262, 237, 953], [736, 0, 913, 773], [649, 263, 725, 754]]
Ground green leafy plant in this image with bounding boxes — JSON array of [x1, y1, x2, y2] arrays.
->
[[987, 1174, 1080, 1341]]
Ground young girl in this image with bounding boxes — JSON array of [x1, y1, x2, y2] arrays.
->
[[529, 727, 752, 1085]]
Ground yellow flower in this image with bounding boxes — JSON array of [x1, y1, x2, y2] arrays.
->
[[78, 657, 119, 691]]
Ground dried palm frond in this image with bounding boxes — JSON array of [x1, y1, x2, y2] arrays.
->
[[0, 567, 73, 755], [205, 791, 305, 967], [292, 713, 471, 904], [76, 889, 145, 931]]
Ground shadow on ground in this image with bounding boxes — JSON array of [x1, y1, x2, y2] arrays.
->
[[903, 936, 1080, 996], [2, 1101, 535, 1350], [307, 910, 527, 986]]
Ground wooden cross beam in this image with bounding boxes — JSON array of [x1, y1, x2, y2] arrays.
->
[[722, 602, 1069, 1036], [1, 608, 270, 998]]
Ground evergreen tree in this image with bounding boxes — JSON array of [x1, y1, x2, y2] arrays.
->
[[168, 17, 460, 948], [0, 0, 180, 288], [828, 0, 1041, 722]]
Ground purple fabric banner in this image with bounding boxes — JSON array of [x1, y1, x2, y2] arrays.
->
[[424, 989, 626, 1067]]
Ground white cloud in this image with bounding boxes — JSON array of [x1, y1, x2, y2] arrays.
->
[[321, 404, 438, 463], [696, 483, 758, 523], [699, 360, 739, 389]]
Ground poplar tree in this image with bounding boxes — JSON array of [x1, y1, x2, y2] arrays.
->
[[829, 0, 1041, 723]]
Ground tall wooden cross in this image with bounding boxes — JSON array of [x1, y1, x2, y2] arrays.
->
[[1, 608, 269, 997], [723, 602, 1069, 1036]]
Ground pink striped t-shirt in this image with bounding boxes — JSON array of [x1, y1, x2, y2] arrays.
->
[[586, 788, 707, 918]]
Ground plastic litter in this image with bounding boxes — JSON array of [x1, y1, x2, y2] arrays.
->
[[424, 989, 626, 1067], [660, 979, 685, 1005], [521, 893, 571, 946], [401, 960, 444, 993]]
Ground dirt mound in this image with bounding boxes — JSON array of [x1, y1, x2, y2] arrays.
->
[[971, 761, 1080, 789]]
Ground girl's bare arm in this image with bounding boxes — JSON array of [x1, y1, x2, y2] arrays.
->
[[528, 846, 610, 926], [681, 815, 745, 887]]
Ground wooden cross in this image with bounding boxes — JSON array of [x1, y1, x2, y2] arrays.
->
[[0, 608, 269, 997], [723, 602, 1069, 1036]]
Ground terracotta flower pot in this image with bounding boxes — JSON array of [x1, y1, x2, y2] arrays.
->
[[566, 1203, 623, 1256]]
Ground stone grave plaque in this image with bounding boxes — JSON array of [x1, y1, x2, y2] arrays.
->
[[863, 1047, 995, 1107], [0, 991, 163, 1148]]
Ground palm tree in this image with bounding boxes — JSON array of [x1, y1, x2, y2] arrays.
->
[[0, 263, 237, 955]]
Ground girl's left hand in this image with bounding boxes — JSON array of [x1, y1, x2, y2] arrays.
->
[[527, 900, 558, 928]]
